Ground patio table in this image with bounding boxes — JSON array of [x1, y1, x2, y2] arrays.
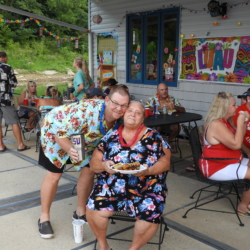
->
[[144, 112, 202, 127], [144, 112, 203, 170]]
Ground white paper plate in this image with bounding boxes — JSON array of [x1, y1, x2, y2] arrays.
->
[[111, 165, 147, 174]]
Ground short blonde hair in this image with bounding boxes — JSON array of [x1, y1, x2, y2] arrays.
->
[[25, 81, 37, 96], [205, 92, 234, 124]]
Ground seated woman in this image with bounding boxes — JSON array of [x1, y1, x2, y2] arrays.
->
[[86, 101, 170, 250], [200, 92, 250, 216], [18, 81, 38, 130], [37, 86, 62, 111]]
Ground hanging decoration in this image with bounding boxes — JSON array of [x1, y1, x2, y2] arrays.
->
[[93, 1, 249, 36], [92, 14, 103, 24], [75, 39, 79, 48], [0, 17, 90, 47], [180, 36, 250, 84], [39, 27, 43, 36]]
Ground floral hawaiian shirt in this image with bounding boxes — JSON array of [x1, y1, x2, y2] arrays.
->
[[0, 61, 18, 107], [87, 128, 170, 223], [40, 99, 117, 171], [145, 94, 183, 108]]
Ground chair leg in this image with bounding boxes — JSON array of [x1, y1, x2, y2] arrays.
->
[[71, 184, 77, 195], [93, 238, 97, 250], [4, 124, 8, 136]]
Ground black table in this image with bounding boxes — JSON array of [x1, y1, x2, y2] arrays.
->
[[144, 112, 203, 127], [144, 112, 203, 168]]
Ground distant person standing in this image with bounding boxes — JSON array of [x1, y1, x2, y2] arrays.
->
[[0, 51, 30, 152], [72, 57, 94, 100], [104, 78, 118, 95]]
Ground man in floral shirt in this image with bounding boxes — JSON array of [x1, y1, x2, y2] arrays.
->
[[38, 86, 130, 239], [0, 51, 30, 152], [146, 83, 185, 153]]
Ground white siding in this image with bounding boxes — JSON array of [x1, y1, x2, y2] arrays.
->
[[90, 0, 250, 125]]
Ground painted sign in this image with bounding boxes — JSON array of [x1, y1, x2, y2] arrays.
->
[[180, 36, 250, 83]]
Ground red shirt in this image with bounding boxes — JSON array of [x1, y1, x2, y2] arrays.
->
[[200, 119, 242, 178], [233, 103, 250, 147]]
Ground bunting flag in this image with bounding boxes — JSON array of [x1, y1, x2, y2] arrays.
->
[[0, 17, 90, 47]]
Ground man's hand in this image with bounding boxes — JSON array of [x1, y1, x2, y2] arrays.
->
[[68, 147, 79, 162]]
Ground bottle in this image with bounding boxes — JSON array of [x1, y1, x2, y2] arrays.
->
[[162, 103, 167, 115], [31, 95, 36, 107]]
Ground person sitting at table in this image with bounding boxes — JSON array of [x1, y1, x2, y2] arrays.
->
[[18, 81, 38, 131], [146, 83, 185, 154], [237, 89, 249, 106], [86, 101, 170, 250], [233, 89, 250, 158], [200, 91, 250, 216], [37, 86, 62, 111], [82, 87, 106, 100]]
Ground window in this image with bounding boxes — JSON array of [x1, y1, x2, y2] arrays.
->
[[126, 8, 180, 87]]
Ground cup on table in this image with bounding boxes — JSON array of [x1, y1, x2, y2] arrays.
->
[[23, 98, 28, 106], [145, 108, 150, 117], [35, 98, 39, 106], [72, 219, 85, 243]]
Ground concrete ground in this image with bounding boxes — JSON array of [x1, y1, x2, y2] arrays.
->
[[0, 130, 248, 250]]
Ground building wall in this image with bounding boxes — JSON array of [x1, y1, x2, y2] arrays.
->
[[90, 0, 250, 125]]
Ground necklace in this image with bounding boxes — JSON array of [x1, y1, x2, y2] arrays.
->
[[99, 103, 120, 135], [118, 123, 144, 147]]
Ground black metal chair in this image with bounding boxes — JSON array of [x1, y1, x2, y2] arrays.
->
[[182, 127, 250, 226], [93, 211, 168, 250]]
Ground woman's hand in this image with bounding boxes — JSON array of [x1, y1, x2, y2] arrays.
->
[[68, 147, 79, 162], [238, 111, 250, 123], [133, 164, 149, 177], [104, 160, 116, 174]]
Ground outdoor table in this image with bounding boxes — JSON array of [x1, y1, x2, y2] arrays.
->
[[144, 112, 202, 128], [144, 112, 203, 170]]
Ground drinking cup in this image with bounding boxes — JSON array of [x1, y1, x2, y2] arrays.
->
[[23, 98, 28, 106], [145, 108, 149, 117], [35, 99, 39, 106], [72, 219, 85, 243]]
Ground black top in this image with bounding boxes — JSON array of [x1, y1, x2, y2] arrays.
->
[[144, 112, 202, 127], [0, 61, 18, 107]]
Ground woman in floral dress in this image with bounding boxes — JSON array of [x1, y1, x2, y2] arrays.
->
[[86, 101, 170, 250]]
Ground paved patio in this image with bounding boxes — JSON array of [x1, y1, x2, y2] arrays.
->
[[0, 130, 248, 250]]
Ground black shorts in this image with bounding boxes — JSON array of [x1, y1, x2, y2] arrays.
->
[[38, 146, 65, 173], [38, 147, 90, 173]]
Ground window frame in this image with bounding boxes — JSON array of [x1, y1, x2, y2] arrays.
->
[[126, 7, 180, 87]]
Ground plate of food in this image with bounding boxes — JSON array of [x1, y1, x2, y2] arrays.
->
[[111, 162, 147, 174]]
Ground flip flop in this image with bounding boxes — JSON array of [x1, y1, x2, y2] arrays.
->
[[17, 145, 30, 151], [0, 146, 7, 152], [237, 211, 250, 217], [186, 164, 196, 172]]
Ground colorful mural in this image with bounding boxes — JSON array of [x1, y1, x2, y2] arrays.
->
[[180, 36, 250, 83]]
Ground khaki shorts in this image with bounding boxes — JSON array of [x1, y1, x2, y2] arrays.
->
[[0, 106, 19, 125]]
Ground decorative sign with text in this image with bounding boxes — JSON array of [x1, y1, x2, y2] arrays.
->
[[181, 36, 250, 84]]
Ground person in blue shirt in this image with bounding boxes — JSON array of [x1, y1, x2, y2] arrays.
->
[[72, 57, 94, 100]]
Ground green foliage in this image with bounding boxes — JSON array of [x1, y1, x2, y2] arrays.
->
[[0, 0, 88, 53], [0, 38, 88, 73]]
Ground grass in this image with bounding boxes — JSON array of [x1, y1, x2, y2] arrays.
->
[[14, 83, 68, 97], [0, 38, 88, 73]]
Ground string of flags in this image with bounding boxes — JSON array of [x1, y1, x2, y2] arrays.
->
[[0, 17, 90, 48], [95, 0, 250, 36]]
